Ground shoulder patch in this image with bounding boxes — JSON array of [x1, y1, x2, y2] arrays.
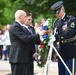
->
[[70, 22, 75, 28]]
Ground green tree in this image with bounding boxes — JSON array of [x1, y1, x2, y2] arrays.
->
[[0, 0, 76, 26]]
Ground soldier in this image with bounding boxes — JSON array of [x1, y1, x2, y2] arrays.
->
[[50, 1, 76, 75]]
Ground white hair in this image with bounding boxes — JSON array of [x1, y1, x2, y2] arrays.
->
[[15, 10, 26, 20]]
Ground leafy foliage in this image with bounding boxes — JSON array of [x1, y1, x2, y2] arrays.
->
[[37, 18, 53, 67], [0, 0, 76, 27]]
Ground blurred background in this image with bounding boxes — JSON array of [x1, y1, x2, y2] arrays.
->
[[0, 0, 76, 28]]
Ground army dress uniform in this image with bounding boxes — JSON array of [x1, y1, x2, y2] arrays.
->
[[54, 14, 76, 75], [51, 1, 76, 75]]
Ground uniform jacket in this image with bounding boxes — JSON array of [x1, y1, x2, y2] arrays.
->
[[53, 14, 76, 60], [9, 21, 40, 63]]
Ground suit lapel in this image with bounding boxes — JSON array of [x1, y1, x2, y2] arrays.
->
[[22, 26, 31, 35]]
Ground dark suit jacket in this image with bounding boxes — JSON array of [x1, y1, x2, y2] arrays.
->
[[9, 21, 40, 63]]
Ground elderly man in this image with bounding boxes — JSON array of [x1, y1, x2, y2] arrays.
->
[[51, 1, 76, 75], [9, 10, 46, 75]]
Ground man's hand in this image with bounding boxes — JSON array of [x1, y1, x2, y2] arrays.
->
[[38, 30, 47, 36], [33, 53, 39, 60]]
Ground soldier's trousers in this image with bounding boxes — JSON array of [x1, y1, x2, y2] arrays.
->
[[58, 58, 76, 75]]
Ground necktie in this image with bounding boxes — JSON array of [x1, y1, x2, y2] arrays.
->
[[22, 25, 33, 34], [28, 27, 33, 34]]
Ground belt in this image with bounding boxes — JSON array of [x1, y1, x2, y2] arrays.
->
[[61, 36, 76, 43]]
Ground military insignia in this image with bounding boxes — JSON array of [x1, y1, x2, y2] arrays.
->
[[62, 24, 67, 31], [70, 22, 75, 28], [61, 37, 64, 39]]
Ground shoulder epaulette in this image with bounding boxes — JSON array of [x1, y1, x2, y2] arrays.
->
[[67, 15, 76, 20], [66, 15, 76, 23]]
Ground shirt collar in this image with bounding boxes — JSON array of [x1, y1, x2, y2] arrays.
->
[[15, 20, 23, 26], [23, 24, 29, 29], [61, 13, 66, 19]]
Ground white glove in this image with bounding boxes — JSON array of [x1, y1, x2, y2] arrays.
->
[[48, 34, 56, 45], [48, 28, 57, 45]]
